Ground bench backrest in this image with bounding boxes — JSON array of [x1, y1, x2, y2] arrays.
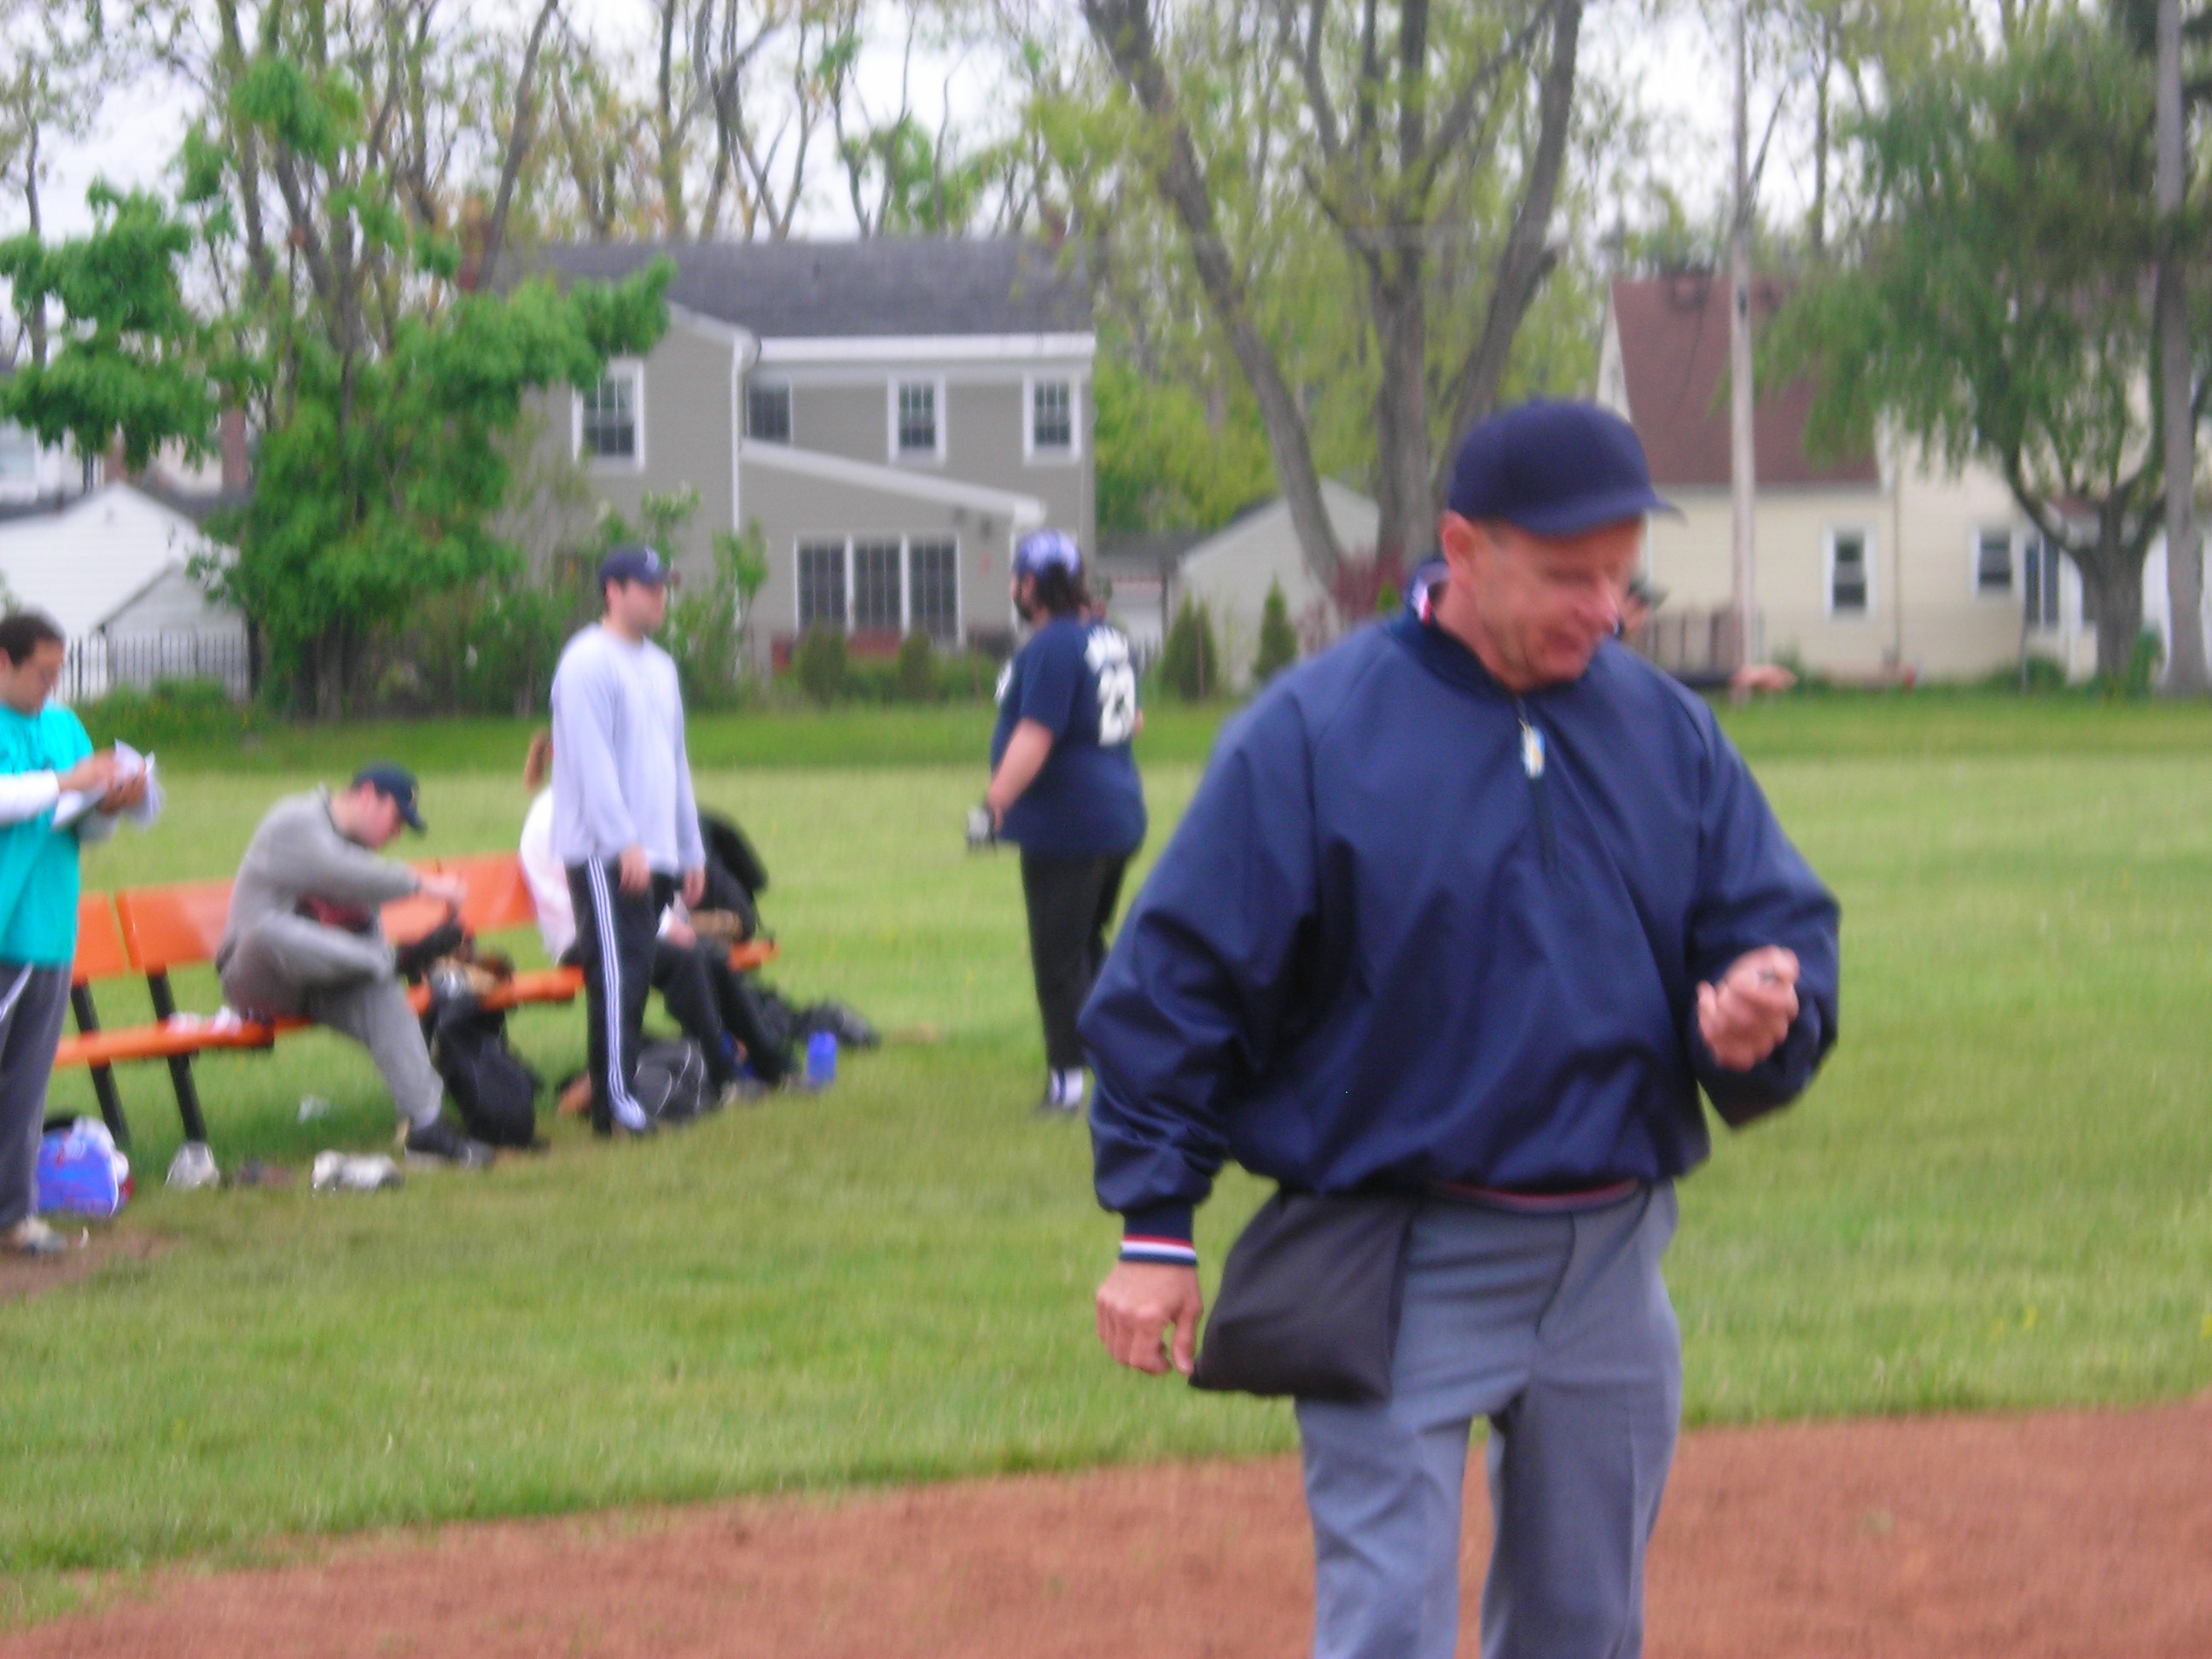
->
[[115, 882, 236, 976], [117, 874, 453, 976], [434, 853, 544, 939], [73, 894, 132, 988]]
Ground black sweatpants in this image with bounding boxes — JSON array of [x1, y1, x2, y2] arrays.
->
[[568, 862, 675, 1134], [1019, 851, 1129, 1074], [649, 940, 745, 1089]]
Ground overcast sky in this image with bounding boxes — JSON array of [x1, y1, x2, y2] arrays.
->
[[17, 3, 1767, 247]]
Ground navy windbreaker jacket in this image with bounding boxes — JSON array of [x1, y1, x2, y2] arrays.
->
[[1080, 614, 1840, 1249]]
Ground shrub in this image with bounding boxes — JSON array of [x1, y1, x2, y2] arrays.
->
[[794, 626, 848, 705], [895, 631, 938, 701], [1160, 597, 1220, 701], [78, 678, 262, 748], [1254, 579, 1299, 684]]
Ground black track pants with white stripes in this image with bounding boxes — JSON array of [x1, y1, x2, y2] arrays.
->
[[567, 862, 676, 1135]]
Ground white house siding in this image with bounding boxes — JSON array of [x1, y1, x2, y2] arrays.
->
[[0, 485, 225, 640], [1176, 481, 1380, 689], [1638, 447, 2116, 683]]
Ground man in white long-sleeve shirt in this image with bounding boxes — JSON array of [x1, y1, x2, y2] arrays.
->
[[550, 545, 707, 1137]]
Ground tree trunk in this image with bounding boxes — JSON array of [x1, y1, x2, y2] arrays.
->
[[2156, 0, 2209, 694], [1080, 0, 1343, 585], [2086, 518, 2146, 684], [1370, 262, 1433, 562], [1729, 3, 1758, 667]]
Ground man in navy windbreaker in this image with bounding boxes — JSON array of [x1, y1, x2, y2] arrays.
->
[[1083, 401, 1839, 1659]]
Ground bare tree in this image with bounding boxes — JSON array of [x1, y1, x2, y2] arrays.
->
[[1079, 0, 1583, 579]]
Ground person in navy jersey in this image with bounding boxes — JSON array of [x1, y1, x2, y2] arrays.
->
[[1084, 402, 1839, 1659], [982, 529, 1147, 1118]]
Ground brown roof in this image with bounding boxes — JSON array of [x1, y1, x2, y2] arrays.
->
[[1610, 275, 1877, 490]]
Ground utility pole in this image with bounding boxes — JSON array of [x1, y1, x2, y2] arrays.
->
[[2157, 0, 2208, 693], [1730, 0, 1759, 669]]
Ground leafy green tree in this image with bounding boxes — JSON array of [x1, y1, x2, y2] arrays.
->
[[1254, 578, 1297, 683], [0, 186, 232, 471], [1158, 596, 1219, 701], [1092, 349, 1274, 533], [1773, 17, 2208, 681]]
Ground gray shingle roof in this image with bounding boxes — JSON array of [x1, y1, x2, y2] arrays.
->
[[540, 237, 1091, 341]]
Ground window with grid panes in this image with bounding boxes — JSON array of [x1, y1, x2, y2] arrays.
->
[[1830, 531, 1869, 614], [1032, 380, 1072, 451], [853, 540, 904, 631], [1976, 529, 2013, 593], [909, 539, 959, 638], [897, 382, 936, 453], [746, 381, 790, 443], [797, 541, 847, 632], [579, 372, 637, 459]]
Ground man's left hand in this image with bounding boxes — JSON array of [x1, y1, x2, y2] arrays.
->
[[681, 867, 706, 909], [96, 773, 148, 815], [1697, 946, 1800, 1071]]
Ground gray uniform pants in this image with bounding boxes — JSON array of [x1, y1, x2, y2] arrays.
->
[[1296, 1185, 1681, 1659], [218, 916, 443, 1130], [0, 963, 72, 1231]]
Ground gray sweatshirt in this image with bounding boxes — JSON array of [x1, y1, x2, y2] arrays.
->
[[548, 624, 705, 873], [218, 788, 422, 962]]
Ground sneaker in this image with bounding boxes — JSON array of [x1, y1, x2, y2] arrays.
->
[[593, 1112, 657, 1141], [401, 1117, 495, 1170], [1033, 1092, 1083, 1121], [4, 1217, 69, 1258]]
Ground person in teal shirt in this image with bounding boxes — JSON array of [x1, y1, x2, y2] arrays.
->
[[0, 613, 148, 1258]]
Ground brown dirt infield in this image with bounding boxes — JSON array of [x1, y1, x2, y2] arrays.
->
[[9, 1395, 2209, 1658]]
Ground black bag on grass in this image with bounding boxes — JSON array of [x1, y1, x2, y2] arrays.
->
[[428, 990, 541, 1148], [633, 1039, 711, 1123]]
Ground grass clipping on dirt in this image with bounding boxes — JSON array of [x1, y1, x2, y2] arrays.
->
[[5, 696, 2212, 1594]]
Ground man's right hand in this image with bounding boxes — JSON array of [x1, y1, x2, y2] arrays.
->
[[418, 873, 467, 909], [58, 753, 118, 796], [1096, 1261, 1205, 1377], [618, 845, 650, 894]]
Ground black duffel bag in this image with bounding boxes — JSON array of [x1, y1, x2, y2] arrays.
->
[[428, 988, 542, 1148]]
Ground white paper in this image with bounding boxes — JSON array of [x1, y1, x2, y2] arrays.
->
[[55, 740, 163, 830]]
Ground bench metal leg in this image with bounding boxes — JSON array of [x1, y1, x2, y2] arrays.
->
[[144, 973, 211, 1146], [68, 985, 131, 1151]]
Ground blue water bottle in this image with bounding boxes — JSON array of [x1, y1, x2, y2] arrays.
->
[[805, 1030, 838, 1088]]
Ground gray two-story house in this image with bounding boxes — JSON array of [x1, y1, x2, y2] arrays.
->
[[541, 238, 1093, 667]]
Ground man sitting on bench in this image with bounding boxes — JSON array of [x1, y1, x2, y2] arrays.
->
[[216, 766, 492, 1168]]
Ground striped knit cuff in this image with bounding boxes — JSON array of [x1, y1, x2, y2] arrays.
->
[[1120, 1234, 1199, 1267]]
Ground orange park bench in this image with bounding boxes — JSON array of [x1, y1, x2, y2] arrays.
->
[[53, 854, 777, 1146]]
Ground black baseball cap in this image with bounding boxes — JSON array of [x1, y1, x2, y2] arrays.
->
[[352, 764, 426, 834], [599, 544, 668, 589], [1447, 401, 1678, 538]]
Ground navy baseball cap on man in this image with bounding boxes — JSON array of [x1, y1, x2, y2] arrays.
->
[[599, 544, 668, 589], [1447, 401, 1677, 538], [1012, 528, 1082, 579], [352, 764, 426, 834]]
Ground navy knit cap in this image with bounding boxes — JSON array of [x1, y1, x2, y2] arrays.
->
[[1447, 401, 1676, 538], [599, 544, 668, 588]]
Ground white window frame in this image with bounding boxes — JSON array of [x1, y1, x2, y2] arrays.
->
[[1970, 525, 2016, 598], [573, 358, 646, 472], [791, 533, 962, 639], [745, 377, 793, 445], [888, 377, 946, 464], [905, 534, 963, 641], [1022, 373, 1080, 463], [1824, 525, 1875, 619]]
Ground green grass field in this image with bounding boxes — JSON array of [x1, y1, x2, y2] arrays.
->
[[5, 693, 2212, 1621]]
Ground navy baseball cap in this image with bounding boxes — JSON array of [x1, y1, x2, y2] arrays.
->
[[352, 764, 426, 834], [1447, 401, 1677, 538], [599, 544, 668, 589], [1012, 528, 1081, 579]]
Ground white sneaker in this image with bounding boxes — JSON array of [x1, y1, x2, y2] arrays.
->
[[5, 1217, 69, 1257]]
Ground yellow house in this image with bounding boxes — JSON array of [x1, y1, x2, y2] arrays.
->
[[1598, 275, 2100, 682]]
